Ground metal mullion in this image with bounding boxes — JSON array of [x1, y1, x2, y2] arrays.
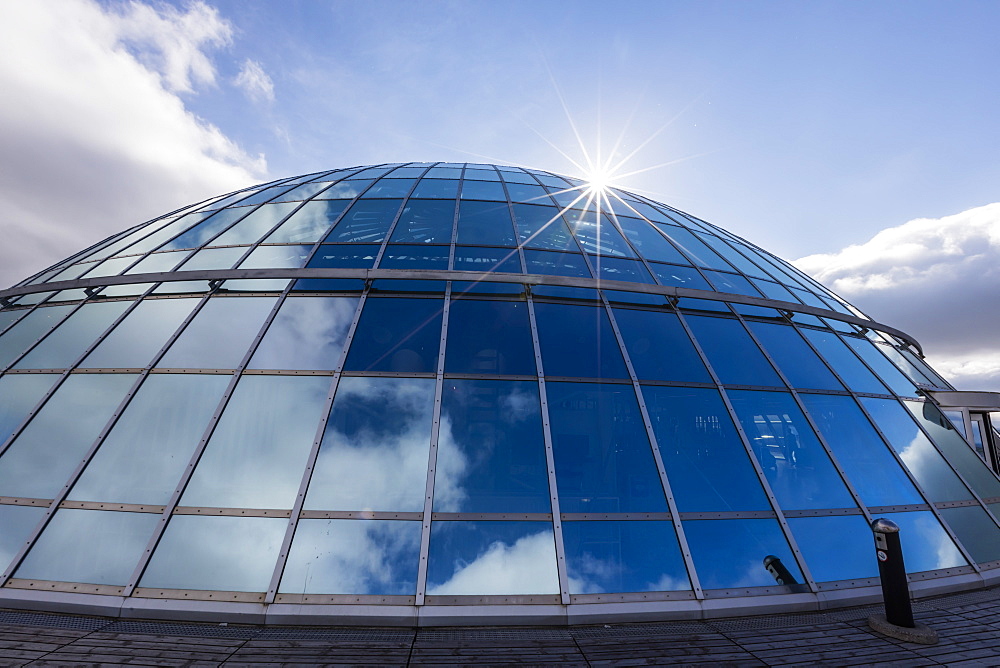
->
[[0, 297, 96, 375], [222, 197, 322, 271], [0, 299, 44, 339], [263, 290, 371, 603], [414, 284, 451, 606], [671, 306, 819, 592], [121, 282, 297, 597], [600, 296, 704, 599], [372, 165, 436, 269], [524, 296, 571, 604], [497, 174, 529, 276]]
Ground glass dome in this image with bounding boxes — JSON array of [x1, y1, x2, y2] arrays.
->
[[1, 162, 999, 625]]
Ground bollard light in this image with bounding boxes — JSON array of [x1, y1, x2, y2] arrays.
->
[[867, 518, 938, 644]]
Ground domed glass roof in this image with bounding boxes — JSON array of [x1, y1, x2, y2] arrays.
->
[[1, 162, 999, 624]]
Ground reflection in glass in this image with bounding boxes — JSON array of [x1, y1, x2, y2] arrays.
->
[[158, 207, 248, 251], [280, 519, 420, 594], [388, 200, 456, 244], [456, 201, 516, 246], [564, 211, 635, 257], [548, 382, 666, 512], [427, 522, 558, 595], [562, 521, 689, 593], [14, 301, 129, 369], [140, 515, 287, 591], [176, 246, 245, 271], [445, 300, 535, 376], [238, 245, 311, 269], [0, 373, 60, 444], [616, 217, 689, 264], [522, 250, 591, 278], [305, 377, 434, 512], [533, 303, 627, 379], [0, 305, 74, 368], [460, 179, 506, 201], [649, 264, 713, 290], [683, 518, 803, 589], [343, 298, 443, 373], [880, 511, 966, 572], [643, 386, 769, 512], [747, 321, 842, 391], [210, 203, 299, 246], [181, 375, 331, 509], [158, 296, 277, 369], [452, 246, 522, 273], [436, 380, 548, 512], [938, 506, 1000, 563], [307, 244, 380, 269], [69, 374, 229, 504], [80, 298, 199, 368], [684, 315, 782, 387], [15, 509, 157, 585], [843, 336, 921, 398], [0, 374, 136, 498], [786, 515, 878, 582], [249, 297, 358, 370], [265, 201, 348, 244], [612, 308, 710, 383], [123, 250, 191, 275], [801, 329, 888, 395], [799, 394, 922, 507], [378, 244, 450, 270], [0, 505, 44, 574], [323, 199, 402, 243], [513, 205, 577, 251]]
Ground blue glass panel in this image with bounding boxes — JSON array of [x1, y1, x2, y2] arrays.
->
[[315, 179, 373, 200], [423, 167, 461, 179], [499, 170, 538, 184], [939, 506, 1000, 563], [843, 336, 921, 398], [427, 522, 558, 595], [565, 211, 636, 258], [747, 321, 843, 391], [880, 511, 966, 572], [226, 184, 293, 207], [210, 202, 299, 246], [159, 207, 249, 251], [452, 246, 522, 273], [799, 394, 923, 507], [371, 279, 446, 293], [80, 298, 199, 368], [643, 386, 769, 511], [752, 279, 799, 302], [593, 257, 655, 283], [464, 168, 501, 181], [860, 398, 973, 503], [801, 329, 889, 395], [460, 180, 507, 201], [727, 390, 856, 510], [0, 373, 59, 443], [786, 515, 878, 581], [563, 521, 689, 593], [14, 301, 129, 369], [238, 244, 311, 269], [603, 290, 670, 306], [445, 300, 535, 375], [684, 315, 782, 387], [292, 278, 366, 292], [70, 374, 229, 504], [265, 200, 348, 243], [451, 281, 525, 296], [649, 264, 712, 290], [456, 201, 516, 246], [697, 233, 768, 277], [343, 298, 443, 373], [378, 245, 450, 270], [436, 380, 548, 512], [657, 226, 732, 270], [505, 183, 550, 204], [546, 188, 586, 209], [703, 271, 763, 298], [533, 303, 627, 379], [322, 199, 402, 243], [611, 308, 710, 383], [616, 217, 689, 264], [523, 250, 591, 278], [272, 181, 335, 203], [306, 244, 379, 269], [387, 167, 426, 178], [0, 374, 136, 498], [547, 382, 666, 512], [249, 296, 358, 370], [513, 204, 577, 251], [410, 178, 459, 199], [388, 200, 456, 244], [279, 519, 421, 594], [361, 178, 416, 198], [684, 518, 803, 589], [158, 296, 277, 369], [181, 375, 332, 509], [177, 246, 245, 270], [305, 376, 435, 512], [0, 505, 45, 574], [15, 509, 157, 585]]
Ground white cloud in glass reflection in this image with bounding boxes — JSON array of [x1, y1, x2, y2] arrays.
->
[[266, 201, 343, 244], [427, 530, 559, 595], [250, 296, 357, 370]]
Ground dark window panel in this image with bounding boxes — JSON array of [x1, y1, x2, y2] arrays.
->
[[513, 204, 578, 251], [747, 321, 843, 391], [456, 201, 516, 246], [786, 515, 878, 582], [612, 308, 711, 383], [593, 257, 655, 284], [616, 216, 690, 265], [306, 244, 380, 269], [879, 511, 967, 572], [445, 300, 535, 376], [322, 199, 403, 244], [460, 180, 507, 201], [800, 328, 889, 395], [683, 518, 804, 589], [409, 178, 459, 199], [533, 302, 628, 379], [344, 297, 443, 373], [360, 178, 416, 198], [523, 249, 591, 278], [565, 211, 636, 258], [563, 521, 690, 593], [388, 200, 456, 244], [684, 315, 783, 387], [649, 264, 712, 291], [452, 246, 522, 273], [378, 244, 450, 270]]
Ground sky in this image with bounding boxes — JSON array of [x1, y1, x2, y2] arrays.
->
[[0, 0, 998, 388]]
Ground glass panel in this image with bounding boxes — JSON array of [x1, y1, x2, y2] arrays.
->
[[316, 180, 374, 200], [505, 182, 550, 204], [343, 297, 443, 373], [80, 298, 199, 369], [616, 217, 689, 264], [159, 207, 249, 251], [410, 178, 459, 199], [727, 390, 856, 510], [786, 515, 878, 581], [500, 170, 538, 184], [322, 199, 402, 244], [547, 382, 666, 512], [210, 202, 299, 246], [593, 257, 655, 283], [444, 300, 535, 376], [305, 377, 435, 512], [158, 296, 277, 369], [378, 244, 450, 270], [612, 308, 710, 383], [860, 398, 973, 503], [843, 337, 921, 398], [14, 301, 129, 369], [123, 250, 191, 274], [879, 510, 966, 572], [0, 373, 60, 443], [436, 380, 548, 512], [533, 303, 627, 379], [388, 200, 456, 244], [249, 297, 358, 370], [272, 181, 336, 203], [799, 394, 923, 507], [563, 520, 689, 593], [101, 282, 155, 297], [0, 374, 136, 498], [0, 505, 45, 573], [0, 305, 74, 368], [683, 518, 804, 589], [140, 515, 287, 591], [565, 211, 635, 257], [81, 256, 133, 279], [427, 522, 558, 595], [939, 506, 1000, 563], [453, 246, 522, 273], [15, 509, 157, 585], [697, 233, 769, 277], [456, 201, 516, 246], [747, 321, 843, 391], [238, 244, 311, 269], [649, 263, 712, 290], [684, 315, 782, 387], [361, 178, 416, 198], [522, 250, 591, 278], [265, 200, 349, 244], [279, 519, 421, 594], [752, 279, 799, 303], [69, 374, 229, 504], [0, 309, 27, 333], [181, 375, 331, 509], [801, 329, 888, 395], [658, 226, 732, 270], [904, 401, 1000, 499], [177, 246, 245, 271], [306, 244, 379, 269], [460, 180, 506, 201], [464, 168, 500, 181], [513, 205, 577, 251], [704, 271, 763, 297]]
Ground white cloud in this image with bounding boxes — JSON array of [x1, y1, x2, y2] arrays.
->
[[0, 0, 266, 287], [427, 530, 560, 595], [794, 203, 1000, 389], [234, 58, 275, 103]]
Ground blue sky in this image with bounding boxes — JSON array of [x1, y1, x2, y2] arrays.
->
[[0, 0, 998, 386]]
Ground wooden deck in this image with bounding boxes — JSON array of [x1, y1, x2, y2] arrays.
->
[[3, 587, 1000, 666]]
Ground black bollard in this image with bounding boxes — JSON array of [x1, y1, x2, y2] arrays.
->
[[871, 518, 914, 628], [763, 555, 798, 585]]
